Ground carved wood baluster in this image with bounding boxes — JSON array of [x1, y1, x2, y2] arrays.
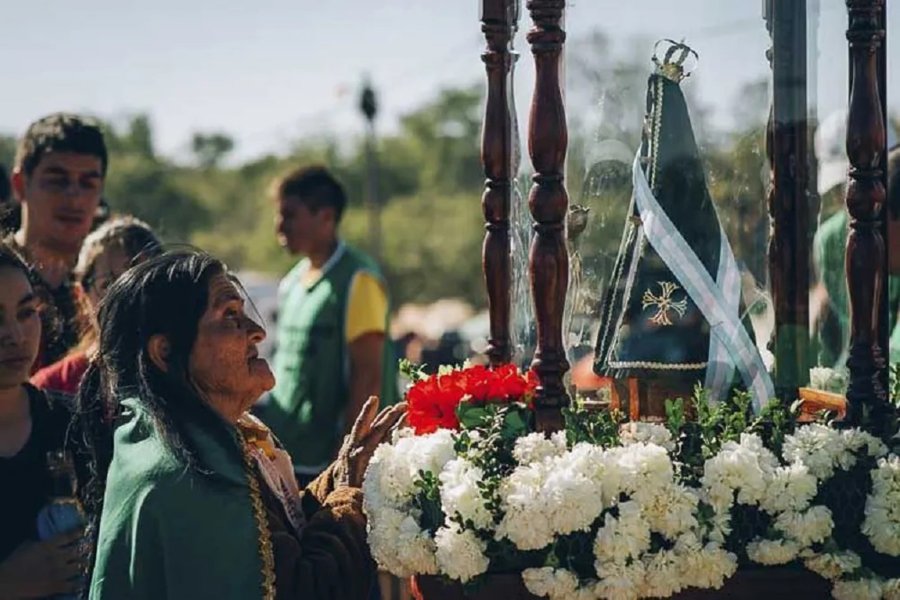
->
[[875, 1, 889, 370], [844, 0, 888, 427], [481, 0, 519, 366], [765, 0, 810, 403], [526, 0, 569, 432]]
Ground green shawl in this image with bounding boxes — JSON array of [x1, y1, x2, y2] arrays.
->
[[89, 397, 273, 599]]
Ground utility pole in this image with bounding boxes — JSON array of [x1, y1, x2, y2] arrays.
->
[[359, 78, 381, 260]]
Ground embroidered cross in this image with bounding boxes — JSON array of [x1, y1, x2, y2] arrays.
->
[[642, 281, 688, 326]]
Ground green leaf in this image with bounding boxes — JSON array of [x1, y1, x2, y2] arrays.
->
[[412, 470, 446, 535], [398, 358, 428, 383], [457, 404, 490, 430], [502, 406, 530, 439]]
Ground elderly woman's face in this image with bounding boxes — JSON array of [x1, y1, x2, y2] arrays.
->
[[189, 272, 274, 421], [0, 267, 41, 389]]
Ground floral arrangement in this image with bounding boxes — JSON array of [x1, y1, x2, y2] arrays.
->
[[363, 363, 900, 600]]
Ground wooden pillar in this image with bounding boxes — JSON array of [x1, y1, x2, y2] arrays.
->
[[526, 0, 569, 432], [844, 0, 889, 426], [480, 0, 518, 367], [765, 0, 810, 401], [875, 1, 889, 371]]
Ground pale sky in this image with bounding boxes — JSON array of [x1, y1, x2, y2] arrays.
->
[[2, 0, 896, 163]]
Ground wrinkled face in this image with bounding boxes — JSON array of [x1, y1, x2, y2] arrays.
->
[[15, 152, 104, 255], [275, 195, 332, 256], [0, 267, 41, 388], [84, 245, 132, 312], [188, 273, 273, 421]]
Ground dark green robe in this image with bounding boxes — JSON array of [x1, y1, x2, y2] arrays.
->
[[89, 397, 373, 600], [89, 398, 269, 599]]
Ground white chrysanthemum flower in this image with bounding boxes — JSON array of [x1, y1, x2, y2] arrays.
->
[[391, 426, 416, 441], [809, 367, 848, 394], [774, 506, 834, 547], [802, 550, 861, 581], [640, 549, 684, 597], [439, 458, 493, 530], [362, 444, 401, 515], [363, 429, 457, 578], [618, 421, 676, 452], [521, 568, 583, 600], [760, 463, 818, 514], [609, 442, 674, 496], [593, 501, 651, 565], [434, 524, 490, 583], [594, 560, 646, 600], [746, 538, 802, 565], [841, 429, 888, 460], [494, 461, 556, 550], [550, 430, 569, 451], [704, 509, 733, 545], [367, 507, 438, 577], [496, 444, 606, 550], [783, 424, 843, 479], [513, 431, 567, 465], [364, 428, 457, 509], [679, 540, 738, 590], [701, 434, 776, 512], [832, 578, 883, 600], [783, 425, 886, 480], [883, 578, 900, 600], [635, 483, 698, 540], [544, 445, 609, 534], [862, 454, 900, 556], [737, 433, 781, 469], [521, 568, 600, 600]]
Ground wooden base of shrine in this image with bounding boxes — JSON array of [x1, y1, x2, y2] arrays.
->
[[410, 568, 832, 600], [410, 574, 533, 600], [607, 377, 697, 421]]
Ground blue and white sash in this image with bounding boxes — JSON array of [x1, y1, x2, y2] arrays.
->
[[631, 152, 774, 411]]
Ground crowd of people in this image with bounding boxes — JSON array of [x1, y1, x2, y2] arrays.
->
[[0, 113, 402, 599]]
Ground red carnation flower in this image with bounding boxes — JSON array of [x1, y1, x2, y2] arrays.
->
[[405, 364, 541, 434], [406, 372, 465, 434]]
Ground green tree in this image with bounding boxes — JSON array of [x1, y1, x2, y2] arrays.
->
[[104, 155, 208, 241], [100, 115, 209, 242], [104, 114, 156, 158], [192, 132, 235, 169], [0, 135, 16, 172]]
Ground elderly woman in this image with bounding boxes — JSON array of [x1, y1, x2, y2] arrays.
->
[[83, 251, 404, 599]]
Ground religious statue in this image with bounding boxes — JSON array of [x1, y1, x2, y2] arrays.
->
[[593, 41, 773, 417]]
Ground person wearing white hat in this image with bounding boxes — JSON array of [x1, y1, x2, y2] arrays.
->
[[811, 110, 899, 368]]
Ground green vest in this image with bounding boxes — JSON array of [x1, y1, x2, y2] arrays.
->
[[814, 211, 900, 367], [90, 398, 267, 599], [266, 243, 396, 472]]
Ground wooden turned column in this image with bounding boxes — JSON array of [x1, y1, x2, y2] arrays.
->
[[875, 1, 889, 370], [844, 0, 889, 427], [481, 0, 518, 366], [765, 0, 810, 402], [526, 0, 569, 432]]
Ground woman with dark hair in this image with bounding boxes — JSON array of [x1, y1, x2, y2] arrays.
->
[[84, 250, 403, 600], [0, 243, 84, 598], [31, 216, 163, 395]]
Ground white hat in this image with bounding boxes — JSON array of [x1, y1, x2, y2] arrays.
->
[[815, 109, 898, 196]]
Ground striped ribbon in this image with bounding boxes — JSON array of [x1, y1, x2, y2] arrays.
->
[[631, 152, 774, 411]]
